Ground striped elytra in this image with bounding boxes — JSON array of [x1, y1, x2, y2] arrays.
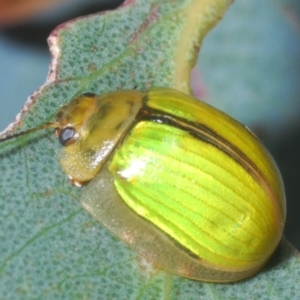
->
[[1, 88, 285, 282]]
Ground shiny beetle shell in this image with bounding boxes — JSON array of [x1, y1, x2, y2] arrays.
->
[[53, 87, 285, 282]]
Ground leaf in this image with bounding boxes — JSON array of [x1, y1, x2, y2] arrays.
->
[[0, 0, 299, 299]]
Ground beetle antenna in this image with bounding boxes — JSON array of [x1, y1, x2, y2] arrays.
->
[[0, 122, 58, 143]]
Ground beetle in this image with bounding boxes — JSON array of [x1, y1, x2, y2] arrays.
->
[[0, 87, 285, 282]]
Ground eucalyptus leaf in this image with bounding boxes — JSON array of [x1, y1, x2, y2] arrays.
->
[[0, 0, 299, 299]]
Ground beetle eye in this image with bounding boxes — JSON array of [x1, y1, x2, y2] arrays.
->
[[58, 127, 76, 146]]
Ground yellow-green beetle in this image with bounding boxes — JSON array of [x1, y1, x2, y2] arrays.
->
[[1, 87, 285, 282]]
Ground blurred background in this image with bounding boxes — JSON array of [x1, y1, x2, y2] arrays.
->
[[0, 0, 299, 249]]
